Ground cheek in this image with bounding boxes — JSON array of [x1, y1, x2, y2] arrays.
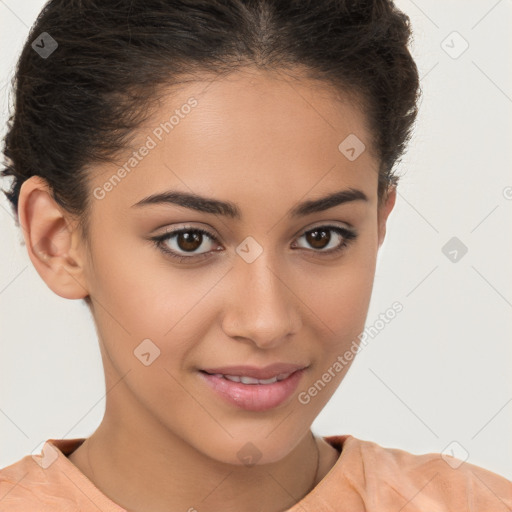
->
[[86, 233, 219, 369], [303, 268, 375, 385], [303, 246, 377, 330], [300, 234, 378, 375], [86, 226, 193, 327]]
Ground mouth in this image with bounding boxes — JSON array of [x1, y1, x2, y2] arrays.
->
[[200, 371, 295, 385], [199, 362, 309, 381], [198, 365, 308, 412]]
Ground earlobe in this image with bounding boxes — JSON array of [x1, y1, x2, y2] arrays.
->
[[377, 185, 397, 248], [18, 176, 89, 300]]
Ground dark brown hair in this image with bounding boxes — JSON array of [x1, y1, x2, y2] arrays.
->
[[1, 0, 420, 241]]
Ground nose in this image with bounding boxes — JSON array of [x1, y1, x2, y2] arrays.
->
[[221, 255, 302, 350]]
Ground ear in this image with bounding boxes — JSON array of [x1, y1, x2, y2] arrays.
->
[[17, 176, 90, 300], [377, 184, 397, 249]]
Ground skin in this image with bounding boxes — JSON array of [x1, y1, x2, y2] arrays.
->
[[18, 67, 396, 512]]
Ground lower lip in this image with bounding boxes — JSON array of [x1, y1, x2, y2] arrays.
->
[[199, 369, 306, 412]]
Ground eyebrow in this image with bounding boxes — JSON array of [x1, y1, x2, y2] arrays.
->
[[131, 187, 368, 219]]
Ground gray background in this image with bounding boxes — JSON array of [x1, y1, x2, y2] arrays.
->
[[1, 0, 511, 480]]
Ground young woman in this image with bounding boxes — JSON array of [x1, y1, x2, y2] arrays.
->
[[1, 1, 511, 511]]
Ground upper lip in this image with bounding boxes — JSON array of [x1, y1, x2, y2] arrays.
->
[[200, 363, 309, 380]]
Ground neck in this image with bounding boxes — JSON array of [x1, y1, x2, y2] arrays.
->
[[67, 415, 330, 512]]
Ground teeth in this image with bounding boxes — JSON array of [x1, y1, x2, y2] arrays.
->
[[240, 376, 261, 385], [258, 377, 279, 384], [224, 375, 241, 383], [214, 372, 293, 385]]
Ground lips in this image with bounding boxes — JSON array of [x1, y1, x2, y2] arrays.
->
[[200, 362, 308, 381], [199, 366, 307, 411], [211, 373, 292, 385]]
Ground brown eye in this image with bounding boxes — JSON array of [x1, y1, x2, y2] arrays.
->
[[175, 231, 204, 252], [151, 224, 357, 265], [294, 225, 357, 254], [305, 228, 332, 250], [151, 226, 220, 262]]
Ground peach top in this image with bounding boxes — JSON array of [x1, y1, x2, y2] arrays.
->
[[1, 435, 511, 511]]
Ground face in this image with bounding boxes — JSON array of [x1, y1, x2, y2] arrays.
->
[[27, 67, 395, 466]]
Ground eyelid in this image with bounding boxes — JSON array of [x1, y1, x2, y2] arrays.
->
[[293, 220, 354, 237], [153, 221, 353, 243], [150, 221, 358, 263], [154, 224, 220, 251], [153, 222, 217, 237]]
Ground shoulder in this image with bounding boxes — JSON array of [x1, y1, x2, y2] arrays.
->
[[0, 451, 54, 510], [324, 434, 512, 511], [0, 438, 97, 511]]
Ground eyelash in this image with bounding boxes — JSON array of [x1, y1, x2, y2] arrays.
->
[[150, 224, 358, 264]]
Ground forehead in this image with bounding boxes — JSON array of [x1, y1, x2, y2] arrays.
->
[[88, 68, 379, 215]]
